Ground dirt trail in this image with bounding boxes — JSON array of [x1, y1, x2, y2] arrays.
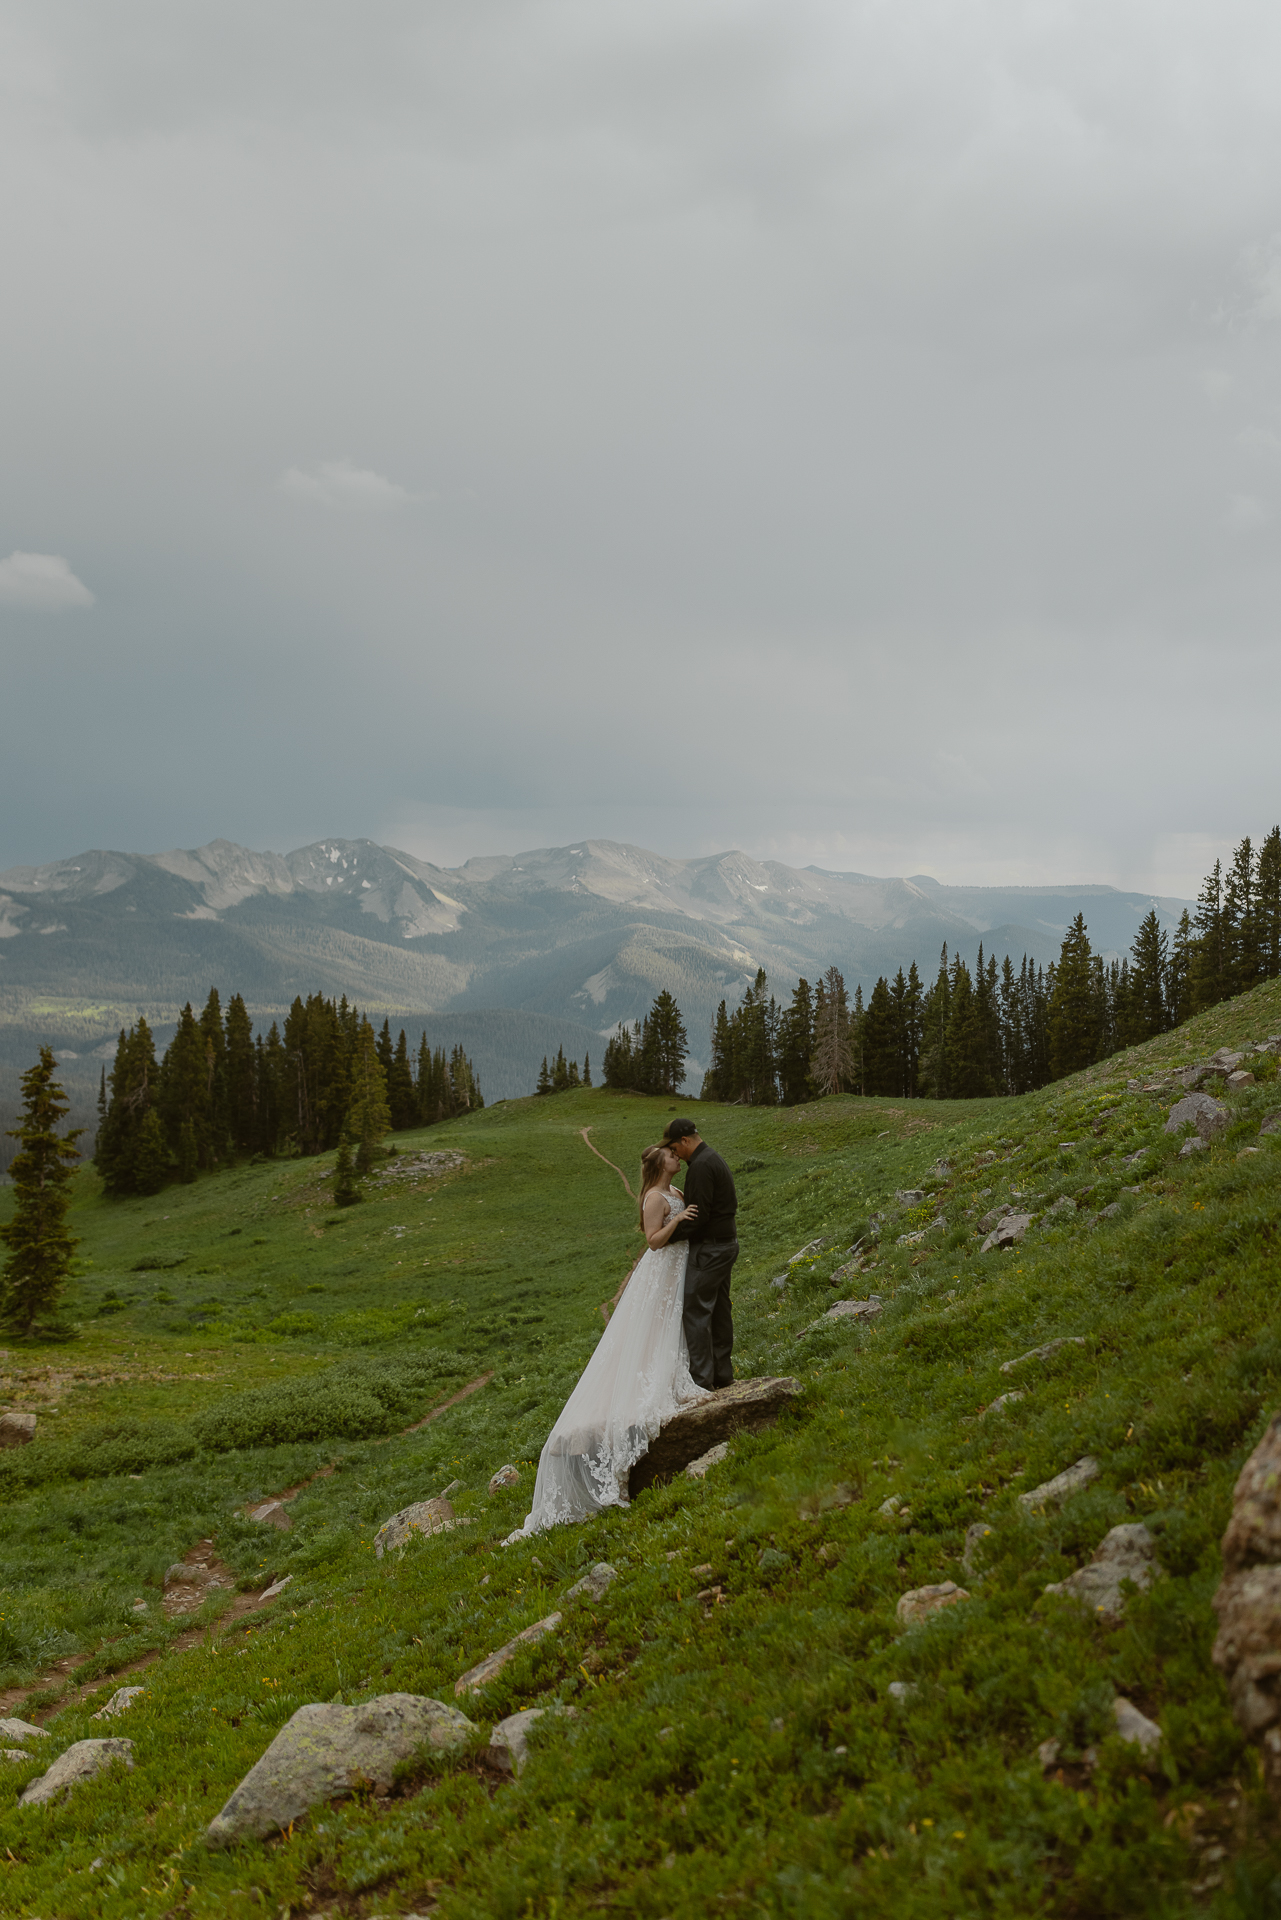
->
[[0, 1371, 495, 1722], [579, 1126, 636, 1199]]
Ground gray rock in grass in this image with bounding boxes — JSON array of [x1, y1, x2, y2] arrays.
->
[[1179, 1137, 1207, 1157], [980, 1214, 1032, 1253], [1018, 1456, 1100, 1513], [1227, 1070, 1256, 1091], [91, 1687, 145, 1722], [0, 1410, 37, 1448], [1000, 1337, 1085, 1375], [373, 1497, 460, 1558], [488, 1465, 521, 1493], [825, 1297, 883, 1322], [1043, 1523, 1161, 1623], [248, 1500, 293, 1531], [984, 1391, 1024, 1416], [0, 1718, 48, 1744], [1112, 1696, 1161, 1757], [684, 1442, 729, 1480], [455, 1614, 562, 1696], [206, 1695, 473, 1846], [1260, 1111, 1281, 1137], [20, 1739, 135, 1807], [485, 1705, 575, 1776], [1165, 1092, 1228, 1141], [564, 1562, 617, 1603]]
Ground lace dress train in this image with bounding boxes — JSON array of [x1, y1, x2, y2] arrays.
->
[[512, 1193, 708, 1536]]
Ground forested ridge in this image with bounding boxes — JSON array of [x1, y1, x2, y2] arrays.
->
[[94, 989, 482, 1197], [699, 827, 1281, 1106]]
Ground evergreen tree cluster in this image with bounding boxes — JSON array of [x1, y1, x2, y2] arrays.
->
[[698, 829, 1281, 1108], [600, 991, 689, 1096], [535, 1047, 593, 1095], [94, 989, 482, 1197], [1, 1048, 82, 1336]]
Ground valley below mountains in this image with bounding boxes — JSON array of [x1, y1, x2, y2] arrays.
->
[[0, 835, 1190, 1114]]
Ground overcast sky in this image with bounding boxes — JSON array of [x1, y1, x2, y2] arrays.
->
[[2, 1, 1280, 894]]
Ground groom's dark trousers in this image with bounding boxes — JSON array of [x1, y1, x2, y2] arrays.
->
[[671, 1143, 738, 1390]]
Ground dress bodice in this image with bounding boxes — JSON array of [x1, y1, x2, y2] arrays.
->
[[663, 1189, 684, 1217]]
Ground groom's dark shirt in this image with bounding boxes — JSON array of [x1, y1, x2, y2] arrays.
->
[[671, 1142, 737, 1244]]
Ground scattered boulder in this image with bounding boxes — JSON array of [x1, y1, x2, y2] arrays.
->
[[1094, 1202, 1122, 1223], [260, 1574, 294, 1603], [1000, 1337, 1085, 1376], [564, 1563, 617, 1603], [974, 1151, 997, 1165], [206, 1695, 474, 1846], [977, 1205, 1013, 1233], [1180, 1138, 1207, 1157], [374, 1497, 460, 1558], [1164, 1092, 1228, 1142], [684, 1442, 729, 1480], [1121, 1149, 1148, 1167], [20, 1739, 134, 1807], [1211, 1047, 1245, 1070], [485, 1705, 575, 1776], [896, 1580, 969, 1627], [488, 1465, 521, 1493], [984, 1391, 1024, 1416], [1017, 1456, 1100, 1513], [455, 1613, 562, 1696], [1212, 1409, 1281, 1799], [164, 1562, 224, 1589], [0, 1718, 48, 1744], [628, 1377, 802, 1497], [2, 1750, 30, 1764], [1112, 1696, 1161, 1758], [823, 1297, 882, 1323], [1043, 1523, 1161, 1623], [769, 1274, 789, 1291], [1228, 1070, 1256, 1091], [91, 1687, 145, 1722], [788, 1239, 826, 1265], [1261, 1111, 1281, 1137], [894, 1190, 925, 1206], [0, 1410, 36, 1448], [980, 1214, 1032, 1254], [963, 1522, 994, 1573], [247, 1500, 292, 1532]]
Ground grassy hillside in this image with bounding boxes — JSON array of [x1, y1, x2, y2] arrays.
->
[[1, 980, 1280, 1916]]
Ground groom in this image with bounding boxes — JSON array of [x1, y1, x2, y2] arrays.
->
[[662, 1118, 737, 1391]]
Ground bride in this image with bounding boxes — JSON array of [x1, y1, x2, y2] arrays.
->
[[509, 1143, 708, 1537]]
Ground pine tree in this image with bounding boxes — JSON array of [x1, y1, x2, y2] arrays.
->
[[349, 1018, 392, 1172], [777, 978, 814, 1105], [96, 1018, 163, 1197], [1225, 836, 1260, 994], [1122, 910, 1169, 1044], [1190, 859, 1227, 1011], [1048, 914, 1098, 1079], [811, 965, 853, 1096], [199, 987, 228, 1164], [701, 1001, 733, 1101], [1258, 828, 1281, 982], [946, 958, 992, 1098], [646, 990, 690, 1096], [159, 1002, 211, 1174], [582, 1052, 592, 1088], [536, 1056, 552, 1096], [1, 1049, 83, 1336], [861, 976, 897, 1095], [224, 992, 257, 1155], [1167, 911, 1194, 1028], [552, 1046, 570, 1093], [568, 1058, 581, 1088], [918, 946, 950, 1099], [388, 1030, 417, 1130]]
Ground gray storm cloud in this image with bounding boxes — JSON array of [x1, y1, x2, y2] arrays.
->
[[0, 0, 1278, 890]]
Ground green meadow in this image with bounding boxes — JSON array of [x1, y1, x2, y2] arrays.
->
[[2, 980, 1281, 1916]]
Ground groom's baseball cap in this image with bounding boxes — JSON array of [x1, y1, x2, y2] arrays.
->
[[661, 1118, 699, 1143]]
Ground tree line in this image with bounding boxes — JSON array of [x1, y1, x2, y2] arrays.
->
[[699, 824, 1281, 1104], [94, 989, 482, 1197], [535, 1047, 593, 1094]]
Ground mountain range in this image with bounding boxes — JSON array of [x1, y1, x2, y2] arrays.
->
[[0, 835, 1190, 1112]]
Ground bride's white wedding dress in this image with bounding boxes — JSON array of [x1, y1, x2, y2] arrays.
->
[[511, 1190, 708, 1537]]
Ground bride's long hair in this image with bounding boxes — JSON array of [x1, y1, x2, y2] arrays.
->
[[638, 1143, 673, 1230]]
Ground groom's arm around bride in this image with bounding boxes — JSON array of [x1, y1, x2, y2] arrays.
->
[[662, 1118, 738, 1391]]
